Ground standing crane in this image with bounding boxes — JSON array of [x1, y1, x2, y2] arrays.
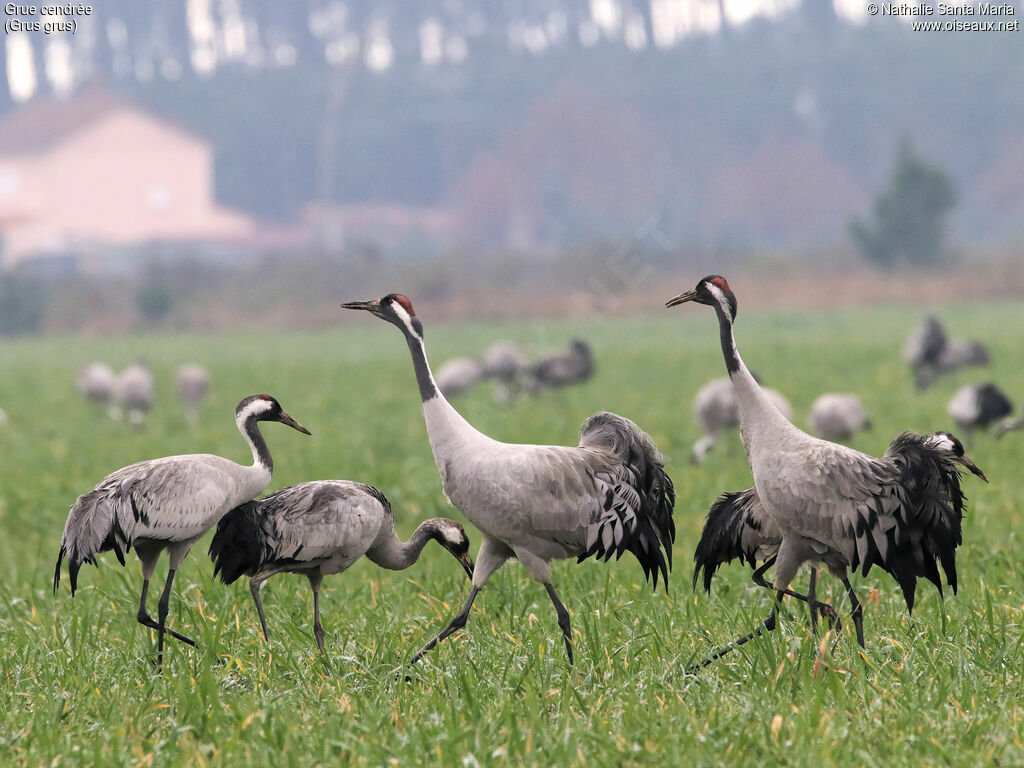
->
[[175, 363, 210, 423], [528, 339, 594, 392], [342, 294, 675, 664], [667, 276, 988, 659], [76, 363, 117, 410], [947, 383, 1013, 435], [482, 341, 529, 402], [691, 376, 792, 463], [114, 361, 155, 428], [692, 430, 987, 659], [209, 480, 474, 653], [808, 393, 871, 442], [434, 357, 485, 399], [54, 394, 311, 666], [904, 316, 990, 390]]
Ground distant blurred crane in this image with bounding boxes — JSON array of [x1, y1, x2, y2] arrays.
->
[[114, 362, 155, 428], [691, 377, 792, 463], [435, 357, 484, 398], [529, 339, 594, 392], [77, 362, 117, 411], [481, 340, 529, 402], [809, 393, 871, 442], [994, 415, 1024, 438], [54, 394, 311, 666], [947, 383, 1013, 434], [904, 316, 989, 389], [175, 363, 210, 423], [210, 480, 474, 653]]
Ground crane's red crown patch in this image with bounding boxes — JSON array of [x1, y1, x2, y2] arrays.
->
[[394, 294, 416, 316], [710, 277, 731, 292]]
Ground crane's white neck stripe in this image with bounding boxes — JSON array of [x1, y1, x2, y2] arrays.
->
[[706, 283, 731, 318], [705, 282, 741, 376], [236, 398, 273, 427], [925, 433, 955, 452], [391, 303, 419, 338]]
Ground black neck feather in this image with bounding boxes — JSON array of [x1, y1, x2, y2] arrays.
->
[[713, 302, 741, 376], [405, 335, 439, 402], [244, 417, 273, 471]]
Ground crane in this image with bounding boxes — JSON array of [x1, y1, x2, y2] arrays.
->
[[175, 363, 210, 423], [994, 415, 1024, 438], [691, 376, 792, 463], [114, 361, 155, 427], [76, 362, 117, 410], [667, 276, 988, 659], [54, 394, 311, 666], [209, 480, 474, 653], [691, 430, 987, 661], [528, 339, 594, 392], [341, 294, 675, 664], [808, 393, 871, 442], [904, 316, 990, 390], [481, 340, 529, 402], [947, 383, 1013, 434], [435, 357, 485, 399]]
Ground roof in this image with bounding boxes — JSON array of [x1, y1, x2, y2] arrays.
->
[[0, 85, 199, 155]]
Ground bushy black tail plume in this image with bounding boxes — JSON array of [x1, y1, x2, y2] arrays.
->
[[577, 412, 676, 591], [209, 501, 269, 585]]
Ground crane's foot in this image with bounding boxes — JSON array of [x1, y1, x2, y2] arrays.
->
[[687, 609, 778, 673], [409, 586, 479, 665], [137, 612, 195, 646]]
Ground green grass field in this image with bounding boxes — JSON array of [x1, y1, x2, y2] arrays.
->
[[2, 301, 1023, 767]]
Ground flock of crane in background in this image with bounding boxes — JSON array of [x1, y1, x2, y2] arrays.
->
[[75, 361, 210, 427], [433, 337, 594, 400], [52, 278, 1014, 673]]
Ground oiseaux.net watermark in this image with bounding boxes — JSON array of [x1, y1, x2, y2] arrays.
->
[[865, 3, 1021, 31]]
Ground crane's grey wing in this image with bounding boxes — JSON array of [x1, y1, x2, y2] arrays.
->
[[693, 487, 781, 594], [771, 435, 967, 612], [55, 455, 238, 595], [516, 412, 676, 588], [268, 482, 389, 564], [210, 481, 388, 583], [110, 456, 242, 541], [512, 445, 673, 587]]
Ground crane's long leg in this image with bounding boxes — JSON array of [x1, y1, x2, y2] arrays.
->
[[544, 582, 574, 665], [841, 577, 866, 648], [751, 557, 838, 624], [155, 568, 182, 667], [689, 589, 784, 671], [410, 586, 481, 663], [249, 568, 285, 643], [410, 538, 510, 665], [808, 569, 819, 634], [136, 578, 195, 646], [307, 573, 327, 654], [691, 559, 842, 671]]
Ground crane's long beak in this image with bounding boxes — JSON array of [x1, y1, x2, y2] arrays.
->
[[458, 552, 475, 579], [666, 289, 698, 308], [962, 455, 988, 483], [340, 299, 383, 316], [277, 411, 312, 435]]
